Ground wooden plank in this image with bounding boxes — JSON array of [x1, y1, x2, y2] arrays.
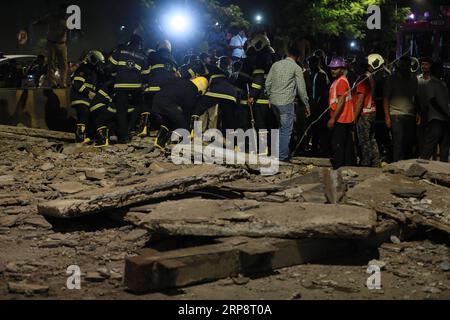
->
[[125, 199, 377, 239], [346, 173, 450, 235], [124, 237, 355, 293], [37, 165, 243, 218], [0, 125, 73, 142]]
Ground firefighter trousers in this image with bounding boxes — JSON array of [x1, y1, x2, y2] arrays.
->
[[114, 90, 143, 139]]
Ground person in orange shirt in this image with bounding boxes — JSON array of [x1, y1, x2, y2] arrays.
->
[[327, 57, 356, 169], [353, 56, 381, 167]]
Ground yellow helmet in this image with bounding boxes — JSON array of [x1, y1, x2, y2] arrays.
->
[[191, 77, 209, 94]]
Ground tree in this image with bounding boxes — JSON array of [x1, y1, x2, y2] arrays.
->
[[140, 0, 154, 9], [278, 0, 409, 41], [198, 0, 250, 29], [140, 0, 249, 29]]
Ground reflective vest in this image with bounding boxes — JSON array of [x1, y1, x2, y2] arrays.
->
[[329, 76, 354, 124]]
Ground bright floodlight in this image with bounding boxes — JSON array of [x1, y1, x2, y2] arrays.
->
[[255, 15, 262, 23], [350, 41, 356, 48], [170, 14, 188, 33]]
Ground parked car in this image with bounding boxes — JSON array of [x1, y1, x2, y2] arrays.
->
[[0, 54, 38, 88]]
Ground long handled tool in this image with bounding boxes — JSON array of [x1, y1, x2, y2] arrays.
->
[[290, 48, 413, 158], [247, 83, 259, 154]]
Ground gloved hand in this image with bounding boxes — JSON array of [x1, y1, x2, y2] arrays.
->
[[88, 91, 96, 100]]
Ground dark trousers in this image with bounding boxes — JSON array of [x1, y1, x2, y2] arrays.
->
[[114, 90, 142, 140], [330, 122, 356, 170], [194, 96, 237, 134], [310, 105, 331, 157], [153, 96, 189, 131], [73, 103, 89, 125], [90, 106, 115, 132], [236, 102, 250, 131], [391, 115, 415, 162], [143, 91, 163, 130], [421, 119, 450, 162], [253, 103, 270, 130], [72, 103, 95, 138]]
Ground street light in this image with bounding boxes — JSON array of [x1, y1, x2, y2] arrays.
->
[[163, 9, 193, 37], [169, 14, 188, 33], [255, 14, 263, 24]]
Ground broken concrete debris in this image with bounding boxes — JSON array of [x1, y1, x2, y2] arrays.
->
[[38, 165, 243, 218], [0, 125, 449, 298], [125, 199, 377, 239]]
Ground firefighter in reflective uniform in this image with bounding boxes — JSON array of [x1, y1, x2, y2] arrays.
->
[[232, 57, 254, 132], [88, 75, 115, 148], [108, 35, 149, 143], [190, 56, 239, 136], [178, 55, 208, 79], [179, 55, 208, 79], [153, 77, 209, 151], [70, 50, 105, 143], [137, 40, 179, 137], [246, 34, 278, 155]]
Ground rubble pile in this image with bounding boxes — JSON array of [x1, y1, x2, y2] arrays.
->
[[0, 125, 449, 299]]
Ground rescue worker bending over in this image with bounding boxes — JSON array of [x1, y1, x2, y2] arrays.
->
[[109, 34, 149, 144], [70, 50, 105, 143], [179, 55, 208, 79], [138, 40, 179, 137], [190, 56, 240, 137], [153, 77, 209, 151], [88, 71, 116, 148]]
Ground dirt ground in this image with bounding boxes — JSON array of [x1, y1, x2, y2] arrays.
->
[[0, 222, 449, 300], [0, 133, 449, 300]]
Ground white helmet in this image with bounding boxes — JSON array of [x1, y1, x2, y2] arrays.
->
[[157, 40, 172, 53], [367, 53, 384, 70], [410, 57, 420, 73]]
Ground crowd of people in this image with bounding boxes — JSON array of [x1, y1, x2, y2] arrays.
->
[[2, 1, 449, 169], [67, 31, 450, 169]]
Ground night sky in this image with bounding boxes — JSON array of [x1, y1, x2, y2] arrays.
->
[[0, 0, 446, 60]]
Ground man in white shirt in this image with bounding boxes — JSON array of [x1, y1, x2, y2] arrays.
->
[[229, 29, 247, 61]]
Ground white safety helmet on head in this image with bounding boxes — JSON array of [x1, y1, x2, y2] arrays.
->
[[247, 34, 274, 53], [367, 53, 384, 70], [410, 57, 420, 73]]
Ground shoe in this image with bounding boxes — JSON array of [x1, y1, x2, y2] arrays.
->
[[154, 125, 171, 151], [75, 124, 91, 144], [94, 126, 109, 148], [137, 112, 151, 138]]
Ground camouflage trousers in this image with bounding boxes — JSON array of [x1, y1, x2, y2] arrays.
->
[[356, 113, 380, 167]]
